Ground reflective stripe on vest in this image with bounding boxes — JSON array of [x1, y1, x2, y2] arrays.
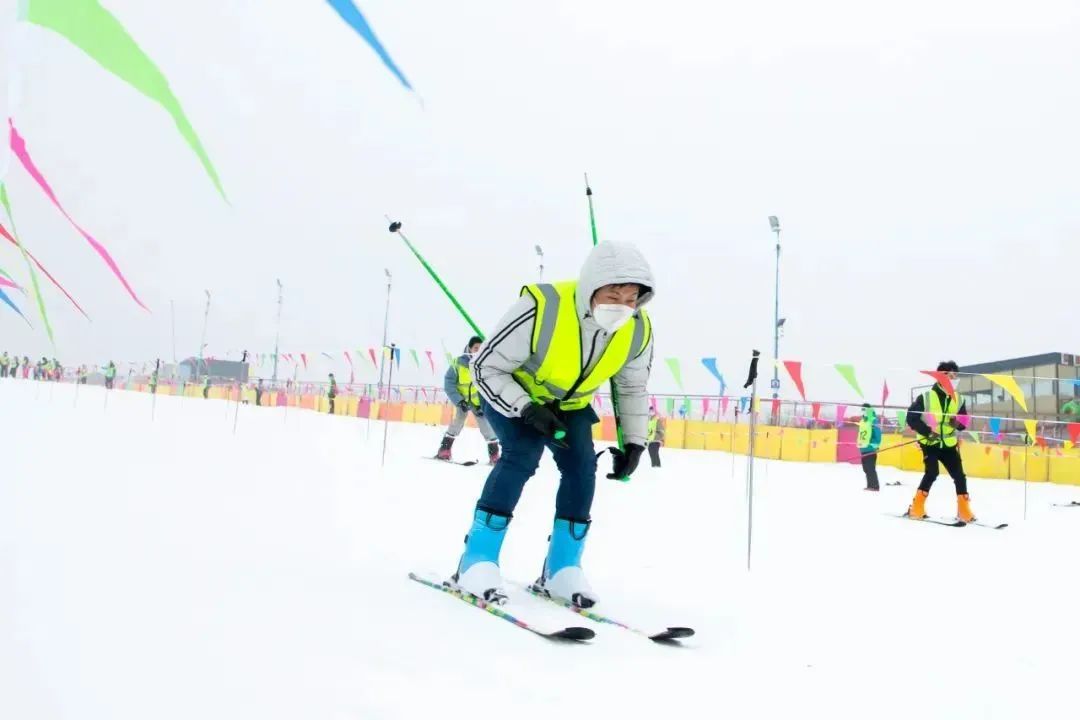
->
[[511, 281, 652, 411], [456, 360, 480, 407], [917, 389, 961, 448]]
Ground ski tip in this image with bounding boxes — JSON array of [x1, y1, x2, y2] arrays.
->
[[460, 460, 478, 466], [651, 627, 695, 642], [549, 626, 595, 641]]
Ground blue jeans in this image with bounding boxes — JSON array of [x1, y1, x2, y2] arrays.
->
[[476, 398, 599, 522]]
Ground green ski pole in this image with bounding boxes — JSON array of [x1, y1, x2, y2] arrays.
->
[[584, 175, 629, 477], [387, 220, 483, 338]]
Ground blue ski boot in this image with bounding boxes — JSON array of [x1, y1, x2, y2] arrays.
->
[[452, 508, 510, 604], [535, 518, 598, 608]]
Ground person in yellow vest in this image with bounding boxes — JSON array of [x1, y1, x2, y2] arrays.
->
[[854, 403, 882, 491], [435, 336, 500, 465], [453, 242, 655, 607], [647, 405, 666, 467], [904, 360, 975, 522]]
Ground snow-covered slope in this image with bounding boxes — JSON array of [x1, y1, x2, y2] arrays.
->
[[2, 379, 1078, 719]]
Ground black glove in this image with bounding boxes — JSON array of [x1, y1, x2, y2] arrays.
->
[[457, 400, 470, 411], [607, 443, 645, 480], [520, 403, 569, 448], [474, 404, 484, 417], [924, 431, 941, 444], [947, 418, 963, 430]]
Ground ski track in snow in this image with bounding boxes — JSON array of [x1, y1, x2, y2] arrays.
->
[[2, 379, 1079, 719]]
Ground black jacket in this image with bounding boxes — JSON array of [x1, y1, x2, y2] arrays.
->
[[907, 384, 967, 437]]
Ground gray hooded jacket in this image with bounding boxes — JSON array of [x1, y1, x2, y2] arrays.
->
[[471, 242, 655, 445]]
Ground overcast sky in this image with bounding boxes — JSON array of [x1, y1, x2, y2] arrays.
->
[[0, 0, 1077, 398]]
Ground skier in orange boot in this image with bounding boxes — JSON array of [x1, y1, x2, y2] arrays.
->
[[904, 360, 975, 523]]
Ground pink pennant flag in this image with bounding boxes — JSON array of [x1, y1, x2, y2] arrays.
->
[[702, 397, 711, 417], [595, 395, 604, 410], [721, 396, 730, 415], [650, 395, 658, 411], [300, 353, 308, 369], [924, 412, 938, 431], [881, 380, 890, 406], [835, 405, 847, 424], [0, 276, 19, 290], [771, 398, 781, 417], [368, 348, 378, 368], [812, 402, 822, 422], [344, 351, 353, 366], [9, 120, 145, 310], [425, 350, 435, 374]]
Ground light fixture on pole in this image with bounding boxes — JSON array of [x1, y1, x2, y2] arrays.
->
[[199, 290, 211, 380], [378, 269, 392, 400], [535, 244, 544, 281], [767, 216, 781, 400], [272, 278, 283, 383]]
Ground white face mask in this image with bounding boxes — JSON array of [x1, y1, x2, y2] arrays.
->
[[592, 303, 635, 332]]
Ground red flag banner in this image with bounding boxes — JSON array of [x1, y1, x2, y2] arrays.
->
[[920, 370, 956, 398], [782, 360, 806, 400]]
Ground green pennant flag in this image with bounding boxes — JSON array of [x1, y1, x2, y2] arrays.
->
[[409, 348, 420, 368], [665, 397, 676, 415], [681, 396, 691, 417], [0, 184, 52, 344], [25, 0, 226, 199], [665, 358, 683, 390], [834, 363, 864, 398], [896, 409, 907, 430]]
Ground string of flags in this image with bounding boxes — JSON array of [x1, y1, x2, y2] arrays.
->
[[660, 357, 1078, 413]]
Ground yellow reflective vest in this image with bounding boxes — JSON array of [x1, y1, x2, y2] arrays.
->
[[917, 389, 962, 448], [511, 280, 652, 411], [456, 360, 480, 407]]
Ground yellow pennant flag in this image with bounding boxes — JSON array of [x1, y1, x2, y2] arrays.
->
[[983, 374, 1028, 412], [1023, 418, 1038, 442]]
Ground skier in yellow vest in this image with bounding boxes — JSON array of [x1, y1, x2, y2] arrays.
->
[[435, 337, 500, 464], [452, 242, 655, 607], [647, 406, 666, 467], [904, 360, 975, 522]]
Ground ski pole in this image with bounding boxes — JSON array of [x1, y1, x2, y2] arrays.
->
[[381, 343, 397, 467], [743, 350, 761, 572], [387, 220, 483, 338], [584, 175, 628, 465]]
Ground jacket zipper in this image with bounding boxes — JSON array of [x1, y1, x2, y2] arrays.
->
[[558, 329, 602, 408]]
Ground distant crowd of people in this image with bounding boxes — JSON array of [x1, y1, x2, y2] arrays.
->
[[0, 353, 119, 388]]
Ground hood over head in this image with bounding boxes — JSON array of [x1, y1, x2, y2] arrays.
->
[[576, 242, 656, 319]]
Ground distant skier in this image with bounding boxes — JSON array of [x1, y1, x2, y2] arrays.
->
[[327, 373, 338, 414], [255, 379, 264, 407], [104, 361, 117, 390], [202, 375, 211, 399], [455, 242, 654, 607], [904, 361, 974, 522], [435, 336, 500, 465], [647, 406, 665, 467], [21, 356, 30, 379], [855, 403, 882, 491], [150, 361, 160, 395], [0, 351, 9, 378]]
